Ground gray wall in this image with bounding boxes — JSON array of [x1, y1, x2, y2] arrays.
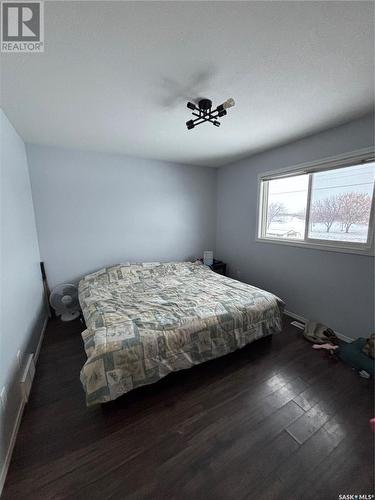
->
[[26, 145, 217, 288], [216, 114, 374, 339], [0, 111, 46, 486]]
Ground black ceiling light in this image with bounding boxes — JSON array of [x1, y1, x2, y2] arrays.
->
[[186, 98, 235, 130]]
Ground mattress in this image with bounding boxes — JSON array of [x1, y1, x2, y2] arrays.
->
[[79, 261, 284, 405]]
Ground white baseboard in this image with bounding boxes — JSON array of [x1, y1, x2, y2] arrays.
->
[[284, 310, 307, 324], [0, 314, 48, 496], [35, 316, 48, 363], [284, 309, 353, 343], [335, 332, 354, 344], [0, 398, 26, 494]]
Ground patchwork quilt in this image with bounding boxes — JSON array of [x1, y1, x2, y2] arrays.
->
[[79, 262, 284, 405]]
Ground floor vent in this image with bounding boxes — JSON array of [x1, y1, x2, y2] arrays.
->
[[290, 320, 305, 331], [20, 354, 35, 402]]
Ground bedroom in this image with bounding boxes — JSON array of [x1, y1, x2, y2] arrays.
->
[[0, 1, 374, 498]]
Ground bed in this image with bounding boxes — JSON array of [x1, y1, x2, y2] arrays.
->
[[79, 261, 284, 405]]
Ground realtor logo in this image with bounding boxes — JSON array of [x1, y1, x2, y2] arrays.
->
[[1, 1, 44, 52]]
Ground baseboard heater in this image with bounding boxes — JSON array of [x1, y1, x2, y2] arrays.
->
[[20, 354, 35, 402]]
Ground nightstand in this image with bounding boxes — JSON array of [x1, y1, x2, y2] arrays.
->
[[209, 260, 227, 276]]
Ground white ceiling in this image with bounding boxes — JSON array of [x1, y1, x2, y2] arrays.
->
[[1, 1, 374, 167]]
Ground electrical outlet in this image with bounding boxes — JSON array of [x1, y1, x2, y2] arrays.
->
[[0, 386, 7, 412]]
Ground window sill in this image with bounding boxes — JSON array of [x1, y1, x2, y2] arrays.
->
[[255, 236, 374, 256]]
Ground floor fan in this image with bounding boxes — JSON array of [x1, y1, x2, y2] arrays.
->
[[49, 284, 80, 321]]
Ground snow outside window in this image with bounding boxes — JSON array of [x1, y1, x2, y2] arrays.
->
[[258, 156, 375, 253]]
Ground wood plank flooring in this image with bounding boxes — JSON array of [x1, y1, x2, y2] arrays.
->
[[2, 317, 374, 499]]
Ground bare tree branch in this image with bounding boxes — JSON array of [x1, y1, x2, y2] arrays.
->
[[338, 192, 372, 233], [267, 202, 285, 229], [310, 196, 342, 233]]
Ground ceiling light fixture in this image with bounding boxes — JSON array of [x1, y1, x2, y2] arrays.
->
[[186, 97, 235, 130]]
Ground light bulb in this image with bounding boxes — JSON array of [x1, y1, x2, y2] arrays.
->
[[223, 98, 235, 109]]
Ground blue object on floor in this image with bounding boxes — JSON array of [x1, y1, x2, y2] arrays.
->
[[338, 338, 374, 376]]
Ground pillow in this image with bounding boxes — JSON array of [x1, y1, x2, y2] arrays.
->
[[84, 268, 107, 280]]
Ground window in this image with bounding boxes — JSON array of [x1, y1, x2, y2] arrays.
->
[[258, 153, 375, 252]]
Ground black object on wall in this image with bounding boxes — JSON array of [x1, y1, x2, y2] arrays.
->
[[40, 262, 52, 318]]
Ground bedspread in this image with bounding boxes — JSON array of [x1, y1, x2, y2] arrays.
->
[[79, 262, 283, 405]]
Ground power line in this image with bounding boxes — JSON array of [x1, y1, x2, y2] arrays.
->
[[313, 182, 373, 191], [271, 182, 373, 196]]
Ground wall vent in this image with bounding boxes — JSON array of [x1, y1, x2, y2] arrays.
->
[[20, 354, 35, 402], [290, 320, 305, 331]]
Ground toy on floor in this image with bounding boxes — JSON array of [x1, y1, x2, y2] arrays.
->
[[303, 321, 338, 344], [338, 337, 374, 377], [362, 334, 375, 359], [312, 343, 339, 353], [303, 321, 374, 378]]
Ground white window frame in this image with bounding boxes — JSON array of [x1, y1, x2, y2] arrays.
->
[[256, 147, 375, 256]]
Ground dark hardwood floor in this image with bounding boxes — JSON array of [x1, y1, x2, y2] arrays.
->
[[3, 317, 374, 499]]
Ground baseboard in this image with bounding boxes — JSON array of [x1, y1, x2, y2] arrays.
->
[[284, 310, 307, 324], [0, 399, 26, 494], [35, 316, 48, 364], [284, 309, 353, 343], [0, 313, 48, 496]]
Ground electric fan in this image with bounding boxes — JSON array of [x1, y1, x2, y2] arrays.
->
[[49, 284, 80, 321]]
